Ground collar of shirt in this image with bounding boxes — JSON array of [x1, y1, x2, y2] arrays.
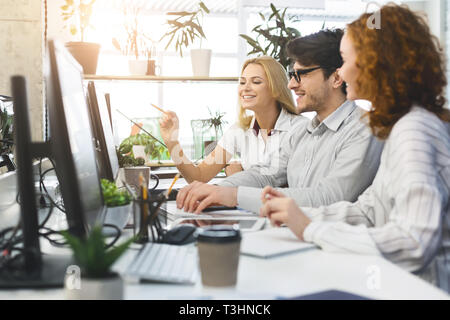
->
[[250, 108, 293, 137], [306, 100, 357, 134]]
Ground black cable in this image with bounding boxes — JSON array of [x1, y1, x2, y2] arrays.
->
[[102, 223, 122, 249], [39, 160, 66, 213]]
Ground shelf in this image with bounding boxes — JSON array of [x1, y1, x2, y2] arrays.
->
[[84, 75, 238, 82]]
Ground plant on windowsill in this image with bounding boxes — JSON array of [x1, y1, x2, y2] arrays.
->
[[61, 0, 101, 74], [62, 225, 134, 300], [112, 5, 158, 76], [239, 3, 301, 71], [191, 108, 227, 159], [160, 1, 211, 76]]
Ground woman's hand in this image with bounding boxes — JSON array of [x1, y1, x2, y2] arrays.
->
[[259, 187, 311, 241], [225, 161, 243, 177], [159, 110, 179, 146]]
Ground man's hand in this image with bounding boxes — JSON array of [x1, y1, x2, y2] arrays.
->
[[176, 181, 238, 213], [260, 196, 311, 241]]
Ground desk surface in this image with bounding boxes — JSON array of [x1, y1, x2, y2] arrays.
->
[[0, 175, 448, 300], [0, 240, 448, 300]]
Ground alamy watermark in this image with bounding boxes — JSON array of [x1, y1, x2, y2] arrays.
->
[[366, 265, 381, 290], [366, 2, 381, 30], [65, 265, 81, 290]]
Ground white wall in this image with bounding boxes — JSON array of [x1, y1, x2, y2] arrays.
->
[[0, 0, 43, 141]]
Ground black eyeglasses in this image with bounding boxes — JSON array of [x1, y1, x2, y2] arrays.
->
[[288, 66, 322, 83]]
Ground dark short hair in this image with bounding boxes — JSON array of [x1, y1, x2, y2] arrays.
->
[[287, 29, 346, 94]]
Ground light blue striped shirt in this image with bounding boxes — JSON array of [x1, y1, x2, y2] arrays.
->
[[219, 100, 384, 212]]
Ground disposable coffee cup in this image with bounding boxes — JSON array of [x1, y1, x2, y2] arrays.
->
[[196, 225, 241, 287]]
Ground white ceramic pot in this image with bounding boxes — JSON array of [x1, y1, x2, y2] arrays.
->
[[103, 203, 132, 230], [65, 273, 124, 300], [128, 59, 148, 75], [190, 49, 212, 77]]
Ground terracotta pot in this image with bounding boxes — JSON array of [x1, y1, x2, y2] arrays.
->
[[65, 42, 101, 74]]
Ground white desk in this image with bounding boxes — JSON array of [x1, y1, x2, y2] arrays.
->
[[0, 241, 448, 300], [0, 175, 448, 300]]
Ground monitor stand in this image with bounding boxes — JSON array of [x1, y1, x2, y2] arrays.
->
[[0, 254, 73, 289]]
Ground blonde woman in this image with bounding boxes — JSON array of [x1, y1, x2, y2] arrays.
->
[[159, 56, 306, 183]]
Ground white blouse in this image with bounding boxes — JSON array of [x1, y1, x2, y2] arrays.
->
[[218, 108, 307, 171]]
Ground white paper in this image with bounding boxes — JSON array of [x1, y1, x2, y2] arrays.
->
[[240, 227, 317, 258]]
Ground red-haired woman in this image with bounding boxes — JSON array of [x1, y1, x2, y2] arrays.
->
[[260, 4, 450, 292]]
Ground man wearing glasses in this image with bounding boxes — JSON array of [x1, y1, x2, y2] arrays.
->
[[176, 29, 384, 214]]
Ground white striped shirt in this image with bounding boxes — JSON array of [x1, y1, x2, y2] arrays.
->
[[302, 107, 450, 292]]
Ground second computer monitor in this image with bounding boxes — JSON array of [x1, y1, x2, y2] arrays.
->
[[86, 81, 120, 181]]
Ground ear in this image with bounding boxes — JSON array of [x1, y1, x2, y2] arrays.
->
[[331, 69, 344, 90]]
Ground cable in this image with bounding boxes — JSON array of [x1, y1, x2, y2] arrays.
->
[[102, 223, 122, 249], [38, 159, 66, 213]]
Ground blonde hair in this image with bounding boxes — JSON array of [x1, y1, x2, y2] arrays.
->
[[238, 56, 296, 129]]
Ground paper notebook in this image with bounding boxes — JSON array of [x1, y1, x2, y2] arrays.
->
[[164, 201, 256, 219], [240, 227, 317, 258]]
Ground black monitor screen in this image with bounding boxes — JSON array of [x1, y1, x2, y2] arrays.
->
[[47, 40, 104, 234], [87, 82, 119, 181]]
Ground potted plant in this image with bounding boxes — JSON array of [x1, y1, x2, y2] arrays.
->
[[112, 6, 157, 76], [0, 96, 15, 172], [118, 133, 169, 166], [62, 225, 134, 300], [239, 3, 301, 71], [191, 108, 227, 159], [101, 179, 132, 230], [61, 0, 101, 74], [160, 1, 211, 76], [117, 133, 168, 191]]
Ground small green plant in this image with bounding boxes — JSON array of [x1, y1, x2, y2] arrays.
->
[[101, 179, 131, 207], [239, 3, 301, 70], [60, 0, 97, 42], [117, 133, 170, 167], [62, 226, 134, 278], [0, 99, 13, 156], [160, 1, 210, 57]]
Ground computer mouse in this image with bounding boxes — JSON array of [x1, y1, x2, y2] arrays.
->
[[161, 224, 197, 245]]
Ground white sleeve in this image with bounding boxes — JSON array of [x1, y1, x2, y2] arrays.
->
[[217, 123, 242, 156]]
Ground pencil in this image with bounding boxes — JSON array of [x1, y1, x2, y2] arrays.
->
[[150, 103, 166, 114], [166, 173, 180, 198]]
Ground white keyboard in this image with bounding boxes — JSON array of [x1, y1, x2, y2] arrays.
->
[[124, 243, 198, 284]]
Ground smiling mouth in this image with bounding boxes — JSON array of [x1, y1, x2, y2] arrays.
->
[[242, 95, 256, 99]]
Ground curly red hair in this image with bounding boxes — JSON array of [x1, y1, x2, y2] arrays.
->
[[347, 4, 450, 139]]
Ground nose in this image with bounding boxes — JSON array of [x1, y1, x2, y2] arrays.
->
[[288, 76, 299, 90]]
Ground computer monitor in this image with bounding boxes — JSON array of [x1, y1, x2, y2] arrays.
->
[[0, 76, 73, 288], [46, 40, 106, 236], [0, 40, 106, 288], [86, 81, 120, 181]]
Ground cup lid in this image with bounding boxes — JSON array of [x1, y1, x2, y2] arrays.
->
[[196, 225, 241, 244]]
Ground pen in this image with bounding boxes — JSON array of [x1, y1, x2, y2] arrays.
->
[[165, 173, 180, 199], [137, 173, 149, 242], [150, 103, 167, 114]]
